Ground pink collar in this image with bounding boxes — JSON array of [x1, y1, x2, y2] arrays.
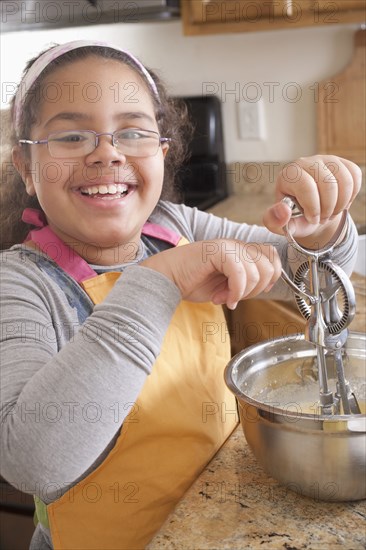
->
[[22, 208, 181, 284]]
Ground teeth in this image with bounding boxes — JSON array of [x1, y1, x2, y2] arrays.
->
[[81, 184, 129, 196]]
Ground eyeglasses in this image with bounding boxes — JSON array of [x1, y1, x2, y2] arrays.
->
[[19, 129, 171, 159]]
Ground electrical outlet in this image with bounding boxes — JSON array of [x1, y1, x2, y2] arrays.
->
[[237, 99, 266, 141]]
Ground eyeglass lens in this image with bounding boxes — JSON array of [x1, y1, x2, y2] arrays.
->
[[48, 130, 160, 158]]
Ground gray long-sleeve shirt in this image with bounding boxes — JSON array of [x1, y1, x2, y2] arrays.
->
[[0, 201, 358, 543]]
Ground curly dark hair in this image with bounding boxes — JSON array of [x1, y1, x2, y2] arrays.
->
[[0, 45, 193, 249]]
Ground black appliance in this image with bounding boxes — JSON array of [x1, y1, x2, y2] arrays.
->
[[178, 96, 228, 210], [0, 475, 35, 549]]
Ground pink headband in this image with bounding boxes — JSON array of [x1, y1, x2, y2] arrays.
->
[[13, 40, 160, 135]]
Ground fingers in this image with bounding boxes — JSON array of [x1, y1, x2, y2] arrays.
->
[[276, 158, 335, 224], [213, 252, 247, 310], [242, 243, 281, 300], [263, 200, 293, 236], [282, 156, 359, 216], [211, 242, 281, 308], [335, 156, 363, 208], [317, 158, 349, 219], [266, 155, 362, 239], [143, 240, 282, 309]]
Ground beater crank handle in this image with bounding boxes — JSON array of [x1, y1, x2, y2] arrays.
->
[[280, 196, 349, 309], [281, 196, 349, 258]]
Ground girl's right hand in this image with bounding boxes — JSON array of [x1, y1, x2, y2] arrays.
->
[[141, 240, 281, 310]]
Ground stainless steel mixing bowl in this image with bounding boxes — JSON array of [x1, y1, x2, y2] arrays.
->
[[224, 332, 366, 501]]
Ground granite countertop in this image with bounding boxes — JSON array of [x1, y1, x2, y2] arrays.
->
[[148, 427, 366, 550]]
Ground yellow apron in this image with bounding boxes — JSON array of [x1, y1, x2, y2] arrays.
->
[[23, 211, 238, 549]]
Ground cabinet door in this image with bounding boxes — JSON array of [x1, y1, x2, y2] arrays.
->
[[188, 0, 290, 24], [182, 0, 366, 35], [227, 299, 305, 356], [317, 29, 366, 164], [301, 1, 364, 13], [300, 1, 365, 24]]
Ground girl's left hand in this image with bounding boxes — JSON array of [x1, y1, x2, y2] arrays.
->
[[263, 155, 362, 248]]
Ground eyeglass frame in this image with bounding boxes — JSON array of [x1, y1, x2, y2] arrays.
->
[[18, 128, 171, 159]]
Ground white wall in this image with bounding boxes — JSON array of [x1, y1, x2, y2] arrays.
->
[[0, 20, 360, 162]]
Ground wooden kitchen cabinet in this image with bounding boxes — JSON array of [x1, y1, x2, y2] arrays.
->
[[317, 28, 366, 164], [226, 299, 306, 356], [181, 0, 366, 35], [186, 0, 289, 24]]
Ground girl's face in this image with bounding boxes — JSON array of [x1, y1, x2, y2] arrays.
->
[[18, 56, 168, 264]]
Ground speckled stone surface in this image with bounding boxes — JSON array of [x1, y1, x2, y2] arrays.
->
[[147, 427, 366, 550]]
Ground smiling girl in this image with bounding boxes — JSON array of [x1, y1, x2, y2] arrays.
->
[[0, 41, 361, 550]]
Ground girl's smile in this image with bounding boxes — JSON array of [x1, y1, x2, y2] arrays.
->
[[74, 178, 138, 206], [77, 182, 134, 199], [16, 56, 169, 264]]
